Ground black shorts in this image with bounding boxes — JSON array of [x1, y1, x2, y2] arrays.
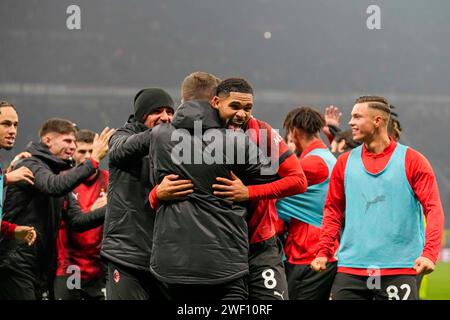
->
[[286, 261, 337, 300], [105, 260, 169, 300], [0, 270, 37, 300], [166, 276, 248, 301], [416, 273, 425, 292], [331, 273, 419, 300], [0, 269, 52, 300], [248, 236, 288, 300], [54, 275, 105, 300]]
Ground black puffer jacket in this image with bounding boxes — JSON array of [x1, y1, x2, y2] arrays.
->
[[148, 100, 266, 284], [101, 116, 155, 271], [0, 142, 105, 281]]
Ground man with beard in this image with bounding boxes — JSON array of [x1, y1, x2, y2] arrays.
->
[[0, 118, 113, 299], [101, 88, 175, 300], [209, 78, 308, 300], [149, 77, 307, 300], [0, 101, 36, 245]]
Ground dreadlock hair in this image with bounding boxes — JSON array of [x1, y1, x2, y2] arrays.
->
[[283, 106, 326, 137]]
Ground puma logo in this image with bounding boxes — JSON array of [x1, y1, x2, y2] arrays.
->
[[362, 194, 385, 214], [274, 291, 284, 300]]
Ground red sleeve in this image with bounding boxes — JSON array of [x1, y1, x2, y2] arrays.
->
[[1, 221, 17, 240], [247, 153, 308, 200], [405, 149, 445, 263], [316, 152, 349, 259], [89, 157, 99, 169], [149, 184, 159, 210], [299, 155, 329, 186]]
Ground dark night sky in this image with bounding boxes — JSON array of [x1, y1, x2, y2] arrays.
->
[[1, 0, 449, 225]]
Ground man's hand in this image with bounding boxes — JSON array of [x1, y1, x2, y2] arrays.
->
[[212, 171, 249, 202], [14, 226, 37, 246], [156, 174, 194, 201], [7, 151, 32, 172], [91, 127, 116, 162], [310, 257, 328, 272], [414, 256, 435, 275], [5, 166, 34, 185], [90, 196, 107, 211], [324, 105, 342, 128]]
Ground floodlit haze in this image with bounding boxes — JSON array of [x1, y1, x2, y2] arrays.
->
[[1, 0, 449, 224]]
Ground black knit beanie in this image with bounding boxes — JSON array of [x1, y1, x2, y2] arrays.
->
[[133, 88, 175, 123]]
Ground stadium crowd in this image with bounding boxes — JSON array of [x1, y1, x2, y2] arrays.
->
[[0, 72, 445, 300]]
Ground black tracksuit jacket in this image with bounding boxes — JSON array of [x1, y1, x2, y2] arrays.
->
[[0, 142, 105, 282], [148, 100, 267, 284], [101, 116, 156, 271]]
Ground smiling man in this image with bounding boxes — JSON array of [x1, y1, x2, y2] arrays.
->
[[311, 96, 445, 300], [211, 88, 254, 130], [147, 85, 269, 300], [0, 118, 113, 300], [101, 88, 175, 300], [54, 129, 109, 300], [151, 77, 307, 300], [210, 78, 307, 300], [0, 101, 36, 246]]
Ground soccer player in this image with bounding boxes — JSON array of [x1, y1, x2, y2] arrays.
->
[[101, 88, 175, 300], [0, 101, 36, 245], [210, 78, 307, 300], [54, 129, 109, 300], [0, 118, 112, 299], [148, 71, 219, 202], [330, 130, 360, 155], [311, 96, 445, 300], [148, 80, 294, 300], [153, 75, 307, 300], [276, 107, 338, 300]]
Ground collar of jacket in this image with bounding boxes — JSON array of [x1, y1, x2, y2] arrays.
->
[[172, 100, 223, 131], [26, 141, 73, 172], [126, 114, 150, 133]]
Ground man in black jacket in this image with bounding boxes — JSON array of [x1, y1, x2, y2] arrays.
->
[[148, 94, 272, 300], [0, 118, 113, 300], [0, 100, 36, 245], [151, 76, 307, 300], [101, 88, 175, 300]]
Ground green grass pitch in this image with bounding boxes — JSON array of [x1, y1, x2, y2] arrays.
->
[[420, 262, 450, 300]]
